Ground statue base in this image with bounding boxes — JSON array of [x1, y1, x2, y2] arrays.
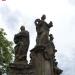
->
[[8, 63, 34, 75], [8, 45, 62, 75], [30, 45, 53, 75], [30, 45, 63, 75]]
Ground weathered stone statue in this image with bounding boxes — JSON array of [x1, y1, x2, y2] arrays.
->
[[35, 14, 53, 46], [14, 26, 30, 63], [9, 15, 63, 75], [8, 26, 34, 75], [30, 15, 63, 75]]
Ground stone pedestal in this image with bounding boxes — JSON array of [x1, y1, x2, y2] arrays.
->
[[30, 46, 63, 75], [30, 46, 53, 75], [8, 63, 34, 75]]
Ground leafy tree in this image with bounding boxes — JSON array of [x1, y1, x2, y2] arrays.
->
[[0, 28, 14, 74]]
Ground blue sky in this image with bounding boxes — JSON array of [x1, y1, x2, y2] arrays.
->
[[0, 0, 75, 75]]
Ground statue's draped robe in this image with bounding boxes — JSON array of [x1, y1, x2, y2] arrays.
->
[[14, 31, 29, 62]]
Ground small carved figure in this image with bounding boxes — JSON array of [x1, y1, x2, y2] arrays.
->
[[35, 15, 53, 46], [49, 34, 55, 48], [14, 26, 30, 62]]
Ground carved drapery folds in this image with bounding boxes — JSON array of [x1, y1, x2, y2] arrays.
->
[[34, 15, 53, 46], [14, 26, 30, 63]]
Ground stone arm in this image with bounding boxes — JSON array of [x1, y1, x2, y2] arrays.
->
[[14, 34, 19, 44], [25, 31, 30, 48], [48, 21, 53, 28], [27, 32, 30, 47]]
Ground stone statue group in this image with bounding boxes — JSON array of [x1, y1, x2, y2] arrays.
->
[[14, 15, 53, 63], [9, 15, 62, 75]]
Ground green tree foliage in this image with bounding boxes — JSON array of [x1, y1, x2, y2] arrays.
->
[[0, 28, 14, 74]]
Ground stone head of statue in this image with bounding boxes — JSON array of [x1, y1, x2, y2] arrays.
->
[[20, 26, 25, 31], [41, 14, 46, 21]]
